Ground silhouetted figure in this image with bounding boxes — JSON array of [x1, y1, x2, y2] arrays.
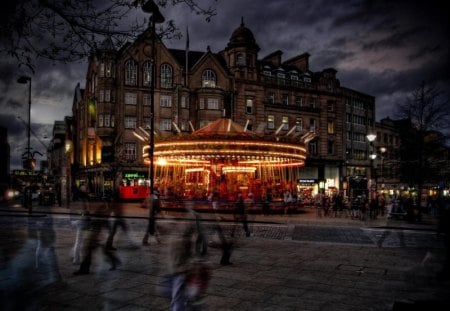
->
[[106, 201, 138, 250], [142, 190, 161, 245], [1, 215, 62, 310], [73, 204, 120, 275], [234, 193, 250, 237]]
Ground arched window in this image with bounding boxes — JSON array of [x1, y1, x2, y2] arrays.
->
[[160, 63, 172, 88], [125, 59, 137, 85], [142, 61, 152, 86], [236, 53, 245, 66], [202, 69, 216, 88]]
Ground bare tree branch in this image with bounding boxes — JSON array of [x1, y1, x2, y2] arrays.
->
[[0, 0, 217, 72]]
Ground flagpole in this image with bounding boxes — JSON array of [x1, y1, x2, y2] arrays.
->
[[185, 25, 189, 87]]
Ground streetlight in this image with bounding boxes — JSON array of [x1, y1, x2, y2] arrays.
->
[[142, 1, 165, 195], [366, 133, 377, 202], [17, 75, 33, 213]]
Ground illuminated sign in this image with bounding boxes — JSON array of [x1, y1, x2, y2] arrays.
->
[[297, 179, 317, 183], [123, 172, 145, 179]]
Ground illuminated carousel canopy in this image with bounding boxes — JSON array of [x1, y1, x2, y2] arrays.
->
[[151, 118, 307, 167]]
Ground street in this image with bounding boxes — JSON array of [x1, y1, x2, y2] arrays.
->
[[1, 201, 449, 310]]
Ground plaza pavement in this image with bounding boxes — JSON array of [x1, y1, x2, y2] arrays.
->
[[1, 200, 449, 310]]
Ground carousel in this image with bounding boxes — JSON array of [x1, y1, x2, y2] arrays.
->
[[146, 118, 311, 201]]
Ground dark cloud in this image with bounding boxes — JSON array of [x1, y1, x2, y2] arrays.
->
[[1, 0, 449, 169]]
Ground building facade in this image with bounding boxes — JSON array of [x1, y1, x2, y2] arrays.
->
[[72, 20, 375, 200]]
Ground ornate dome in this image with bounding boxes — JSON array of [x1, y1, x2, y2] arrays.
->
[[227, 17, 260, 51]]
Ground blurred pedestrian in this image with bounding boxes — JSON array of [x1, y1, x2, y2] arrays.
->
[[165, 217, 210, 311], [73, 204, 121, 275], [142, 190, 162, 245], [234, 193, 250, 237], [106, 201, 139, 250]]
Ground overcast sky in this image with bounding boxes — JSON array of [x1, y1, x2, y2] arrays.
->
[[1, 0, 448, 170]]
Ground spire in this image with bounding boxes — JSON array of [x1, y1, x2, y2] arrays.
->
[[241, 16, 244, 27]]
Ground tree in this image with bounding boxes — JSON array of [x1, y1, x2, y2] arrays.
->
[[396, 82, 450, 212], [0, 0, 216, 72]]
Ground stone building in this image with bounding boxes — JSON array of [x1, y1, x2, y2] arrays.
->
[[72, 19, 375, 199]]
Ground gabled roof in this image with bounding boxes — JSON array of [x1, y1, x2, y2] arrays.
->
[[168, 49, 205, 70]]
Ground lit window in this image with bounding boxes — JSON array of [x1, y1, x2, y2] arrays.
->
[[327, 120, 334, 134], [282, 116, 289, 130], [246, 99, 253, 114], [202, 69, 216, 88]]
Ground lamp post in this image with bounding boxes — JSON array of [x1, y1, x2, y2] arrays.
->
[[366, 133, 377, 202], [17, 75, 33, 213], [142, 1, 165, 195]]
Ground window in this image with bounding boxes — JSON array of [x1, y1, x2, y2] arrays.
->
[[236, 54, 245, 66], [160, 63, 172, 88], [309, 97, 316, 108], [207, 98, 219, 110], [199, 98, 205, 109], [267, 115, 275, 129], [180, 119, 189, 131], [143, 94, 151, 106], [282, 116, 289, 130], [310, 118, 316, 132], [202, 69, 216, 88], [98, 114, 104, 127], [143, 117, 150, 129], [104, 114, 111, 127], [263, 70, 271, 76], [123, 143, 136, 161], [296, 117, 303, 132], [100, 63, 105, 77], [308, 140, 317, 156], [327, 140, 334, 155], [327, 120, 334, 134], [125, 59, 137, 85], [295, 96, 303, 106], [282, 94, 289, 105], [99, 90, 104, 102], [246, 99, 253, 114], [111, 115, 115, 127], [143, 61, 152, 86], [181, 96, 189, 108], [125, 116, 136, 129], [105, 61, 114, 78], [125, 93, 137, 105], [267, 92, 275, 104], [327, 100, 334, 112], [160, 119, 172, 131], [160, 95, 172, 108], [105, 89, 111, 102]]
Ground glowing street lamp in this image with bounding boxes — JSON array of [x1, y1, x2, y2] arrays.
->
[[366, 133, 377, 201]]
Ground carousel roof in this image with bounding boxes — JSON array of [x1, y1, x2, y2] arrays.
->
[[193, 118, 255, 137], [152, 118, 308, 167]]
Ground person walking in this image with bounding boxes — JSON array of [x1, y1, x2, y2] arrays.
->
[[234, 193, 250, 237], [142, 190, 162, 245], [73, 203, 121, 275]]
